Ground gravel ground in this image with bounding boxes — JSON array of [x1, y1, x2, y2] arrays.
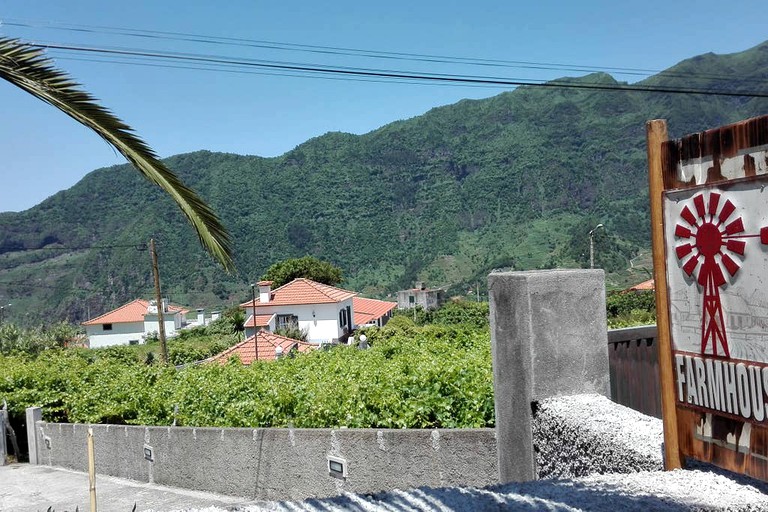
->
[[142, 468, 768, 511]]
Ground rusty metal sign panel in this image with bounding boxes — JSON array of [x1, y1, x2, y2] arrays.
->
[[656, 114, 768, 480]]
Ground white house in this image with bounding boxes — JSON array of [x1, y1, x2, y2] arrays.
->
[[82, 299, 187, 348], [353, 296, 397, 327], [244, 312, 277, 339], [240, 279, 356, 344]]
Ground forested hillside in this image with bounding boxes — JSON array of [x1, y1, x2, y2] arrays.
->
[[2, 41, 768, 324]]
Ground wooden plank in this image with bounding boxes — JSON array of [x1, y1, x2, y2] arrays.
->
[[646, 119, 683, 470]]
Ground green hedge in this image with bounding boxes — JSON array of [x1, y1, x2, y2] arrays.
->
[[0, 324, 493, 429]]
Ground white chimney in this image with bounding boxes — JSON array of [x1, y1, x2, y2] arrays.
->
[[211, 311, 221, 321], [147, 300, 158, 314], [258, 281, 273, 303], [196, 308, 205, 325]]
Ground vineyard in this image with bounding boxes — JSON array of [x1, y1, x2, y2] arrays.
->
[[0, 318, 494, 429]]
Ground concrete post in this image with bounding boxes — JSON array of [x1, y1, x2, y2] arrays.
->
[[26, 407, 42, 464], [488, 270, 609, 483], [0, 410, 6, 466]]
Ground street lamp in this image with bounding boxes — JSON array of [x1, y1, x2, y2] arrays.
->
[[589, 224, 604, 269]]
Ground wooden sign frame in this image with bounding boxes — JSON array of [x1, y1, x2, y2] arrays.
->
[[648, 114, 768, 479]]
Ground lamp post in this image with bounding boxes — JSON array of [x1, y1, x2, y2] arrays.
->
[[589, 224, 604, 269]]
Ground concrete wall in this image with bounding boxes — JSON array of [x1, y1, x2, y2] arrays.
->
[[30, 394, 665, 500], [32, 423, 498, 501], [489, 269, 609, 483]]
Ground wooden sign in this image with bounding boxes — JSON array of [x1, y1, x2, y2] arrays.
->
[[648, 114, 768, 480]]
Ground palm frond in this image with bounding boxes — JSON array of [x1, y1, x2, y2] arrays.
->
[[0, 38, 234, 271]]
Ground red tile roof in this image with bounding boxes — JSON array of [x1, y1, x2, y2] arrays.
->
[[240, 278, 356, 308], [207, 331, 315, 364], [353, 297, 397, 325], [244, 314, 275, 328], [627, 278, 655, 291], [82, 299, 185, 326]]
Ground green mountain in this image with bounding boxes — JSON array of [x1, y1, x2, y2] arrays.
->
[[3, 42, 768, 325]]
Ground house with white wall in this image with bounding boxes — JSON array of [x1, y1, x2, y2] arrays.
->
[[244, 312, 276, 339], [353, 297, 397, 327], [82, 299, 187, 348], [240, 279, 356, 344]]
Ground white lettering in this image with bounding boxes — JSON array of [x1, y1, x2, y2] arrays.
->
[[676, 355, 686, 403], [705, 358, 724, 412], [694, 357, 709, 408], [737, 363, 751, 419], [763, 368, 768, 416], [724, 362, 738, 415], [750, 366, 765, 421], [686, 356, 699, 406]]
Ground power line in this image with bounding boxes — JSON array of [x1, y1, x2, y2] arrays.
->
[[4, 18, 767, 87], [0, 18, 666, 75], [0, 242, 147, 254], [53, 55, 510, 90], [34, 42, 768, 99]]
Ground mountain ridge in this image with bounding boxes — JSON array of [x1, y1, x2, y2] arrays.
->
[[2, 42, 768, 325]]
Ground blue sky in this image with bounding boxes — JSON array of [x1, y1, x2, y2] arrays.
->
[[0, 0, 766, 212]]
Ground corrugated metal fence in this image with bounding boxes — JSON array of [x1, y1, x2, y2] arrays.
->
[[607, 325, 661, 418]]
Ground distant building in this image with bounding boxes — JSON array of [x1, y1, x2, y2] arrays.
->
[[397, 282, 445, 310], [206, 330, 315, 365], [353, 297, 397, 327], [244, 313, 277, 339], [240, 279, 356, 344], [625, 279, 654, 292], [82, 299, 188, 348]]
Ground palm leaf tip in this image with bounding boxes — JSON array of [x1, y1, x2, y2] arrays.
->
[[0, 37, 234, 271]]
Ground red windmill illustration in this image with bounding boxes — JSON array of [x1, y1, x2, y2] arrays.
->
[[674, 191, 768, 357]]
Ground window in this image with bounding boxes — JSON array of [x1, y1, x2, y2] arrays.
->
[[277, 314, 298, 328], [409, 295, 415, 304], [129, 339, 139, 346], [103, 323, 113, 331]]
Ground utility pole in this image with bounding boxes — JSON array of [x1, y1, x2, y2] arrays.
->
[[251, 283, 258, 362], [149, 239, 168, 363]]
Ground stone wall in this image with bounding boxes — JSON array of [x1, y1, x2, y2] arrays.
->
[[32, 423, 498, 501]]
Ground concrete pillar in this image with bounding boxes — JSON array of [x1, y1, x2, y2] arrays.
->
[[488, 270, 609, 483], [26, 407, 42, 464], [0, 410, 6, 466]]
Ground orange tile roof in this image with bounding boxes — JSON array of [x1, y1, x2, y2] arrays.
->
[[627, 278, 655, 291], [353, 297, 397, 325], [82, 299, 185, 326], [244, 314, 275, 328], [207, 331, 315, 365], [240, 278, 356, 308]]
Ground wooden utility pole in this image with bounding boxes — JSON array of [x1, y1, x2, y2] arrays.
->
[[149, 239, 168, 364], [87, 427, 97, 512], [646, 119, 682, 470]]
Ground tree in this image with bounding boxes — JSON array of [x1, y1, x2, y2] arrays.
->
[[262, 256, 344, 288], [0, 38, 233, 270], [226, 307, 246, 341]]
